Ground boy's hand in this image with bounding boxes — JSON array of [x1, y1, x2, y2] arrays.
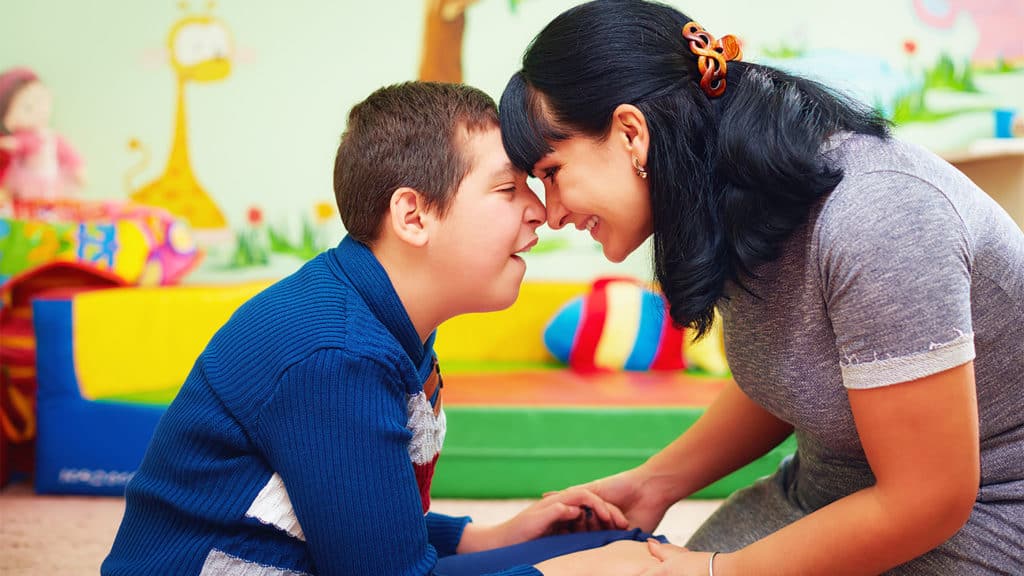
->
[[457, 487, 630, 553]]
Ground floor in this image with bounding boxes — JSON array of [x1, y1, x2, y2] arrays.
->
[[0, 482, 720, 574]]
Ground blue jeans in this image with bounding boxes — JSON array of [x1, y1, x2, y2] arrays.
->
[[434, 529, 667, 575]]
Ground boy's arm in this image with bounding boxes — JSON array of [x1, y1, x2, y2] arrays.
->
[[255, 349, 539, 576], [256, 349, 440, 575]]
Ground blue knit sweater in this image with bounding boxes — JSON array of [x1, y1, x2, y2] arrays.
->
[[102, 236, 540, 576]]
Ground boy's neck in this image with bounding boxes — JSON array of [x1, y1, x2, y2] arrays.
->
[[370, 240, 450, 344]]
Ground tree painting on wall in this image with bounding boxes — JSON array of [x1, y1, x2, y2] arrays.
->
[[419, 0, 522, 82]]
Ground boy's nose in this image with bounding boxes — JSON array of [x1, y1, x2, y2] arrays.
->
[[524, 190, 546, 227]]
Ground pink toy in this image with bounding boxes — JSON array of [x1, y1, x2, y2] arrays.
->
[[0, 68, 84, 203]]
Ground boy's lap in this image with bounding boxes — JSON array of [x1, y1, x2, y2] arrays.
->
[[434, 529, 664, 576]]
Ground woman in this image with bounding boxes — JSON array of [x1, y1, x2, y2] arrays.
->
[[499, 1, 1024, 574]]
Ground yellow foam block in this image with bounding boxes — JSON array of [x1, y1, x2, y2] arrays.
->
[[435, 282, 588, 363], [73, 282, 270, 400]]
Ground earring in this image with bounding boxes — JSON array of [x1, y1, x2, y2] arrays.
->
[[633, 156, 648, 179]]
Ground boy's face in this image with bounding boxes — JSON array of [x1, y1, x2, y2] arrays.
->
[[428, 125, 545, 313]]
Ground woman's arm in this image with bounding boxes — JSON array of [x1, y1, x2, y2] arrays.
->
[[716, 362, 979, 575], [584, 381, 794, 531], [644, 380, 794, 501]]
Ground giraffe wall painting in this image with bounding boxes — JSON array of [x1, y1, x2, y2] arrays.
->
[[126, 3, 232, 233]]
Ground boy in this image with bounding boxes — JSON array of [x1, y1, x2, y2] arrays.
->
[[102, 82, 646, 575]]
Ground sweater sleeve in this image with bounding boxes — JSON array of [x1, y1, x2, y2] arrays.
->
[[425, 512, 471, 557], [255, 349, 440, 574]]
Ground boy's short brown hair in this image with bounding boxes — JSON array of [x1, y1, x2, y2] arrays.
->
[[333, 82, 499, 244]]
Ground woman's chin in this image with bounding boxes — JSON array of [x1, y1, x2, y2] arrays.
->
[[602, 243, 628, 263]]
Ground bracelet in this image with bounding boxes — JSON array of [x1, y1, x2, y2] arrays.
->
[[709, 551, 720, 576]]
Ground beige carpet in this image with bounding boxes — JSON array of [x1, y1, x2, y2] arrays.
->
[[0, 482, 719, 574]]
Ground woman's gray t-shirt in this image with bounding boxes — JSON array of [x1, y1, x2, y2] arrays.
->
[[688, 133, 1024, 573]]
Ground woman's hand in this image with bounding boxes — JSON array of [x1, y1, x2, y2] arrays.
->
[[556, 467, 673, 533], [458, 487, 630, 553], [535, 540, 660, 576], [637, 540, 717, 575]]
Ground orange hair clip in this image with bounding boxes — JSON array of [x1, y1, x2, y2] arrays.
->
[[682, 21, 742, 98]]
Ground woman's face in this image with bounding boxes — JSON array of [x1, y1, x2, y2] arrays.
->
[[530, 114, 654, 263]]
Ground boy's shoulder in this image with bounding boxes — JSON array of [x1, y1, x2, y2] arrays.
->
[[207, 251, 403, 380]]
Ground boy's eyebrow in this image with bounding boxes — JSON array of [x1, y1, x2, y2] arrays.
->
[[491, 161, 517, 180]]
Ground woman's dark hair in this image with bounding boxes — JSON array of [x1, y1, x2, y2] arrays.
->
[[500, 0, 889, 337]]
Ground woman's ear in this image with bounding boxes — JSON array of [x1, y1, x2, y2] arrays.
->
[[612, 103, 650, 165], [387, 187, 431, 247]]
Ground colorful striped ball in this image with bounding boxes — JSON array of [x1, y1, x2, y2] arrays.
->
[[544, 278, 686, 372]]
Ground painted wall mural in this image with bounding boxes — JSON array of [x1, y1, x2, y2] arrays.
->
[[1, 0, 1020, 283], [126, 3, 233, 233], [419, 0, 523, 82], [914, 0, 1024, 64]]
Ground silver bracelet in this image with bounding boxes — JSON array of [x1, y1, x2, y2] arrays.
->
[[709, 551, 721, 576]]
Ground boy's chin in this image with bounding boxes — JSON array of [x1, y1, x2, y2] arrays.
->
[[465, 283, 523, 315]]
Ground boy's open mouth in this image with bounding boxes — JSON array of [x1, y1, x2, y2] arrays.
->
[[512, 237, 539, 260], [516, 237, 540, 255]]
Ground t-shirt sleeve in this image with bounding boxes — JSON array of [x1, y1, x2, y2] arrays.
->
[[255, 349, 440, 575], [818, 171, 975, 389]]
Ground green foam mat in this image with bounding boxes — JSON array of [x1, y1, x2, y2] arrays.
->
[[433, 406, 795, 499]]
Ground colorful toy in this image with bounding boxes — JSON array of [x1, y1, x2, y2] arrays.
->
[[544, 277, 730, 375], [544, 277, 687, 372], [0, 198, 201, 286], [0, 67, 84, 202]]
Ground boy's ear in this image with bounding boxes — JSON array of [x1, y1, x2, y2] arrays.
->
[[387, 187, 432, 247], [612, 103, 649, 165]]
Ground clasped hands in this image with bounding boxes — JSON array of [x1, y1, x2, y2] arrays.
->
[[462, 483, 716, 575]]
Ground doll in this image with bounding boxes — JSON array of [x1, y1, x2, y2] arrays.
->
[[0, 67, 85, 205]]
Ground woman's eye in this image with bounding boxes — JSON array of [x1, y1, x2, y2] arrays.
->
[[544, 167, 559, 182]]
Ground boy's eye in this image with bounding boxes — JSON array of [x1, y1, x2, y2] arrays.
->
[[543, 167, 560, 183]]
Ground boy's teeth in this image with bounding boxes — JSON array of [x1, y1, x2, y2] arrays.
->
[[585, 216, 598, 231]]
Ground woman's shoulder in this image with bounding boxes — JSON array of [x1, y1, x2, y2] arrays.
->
[[826, 133, 952, 185], [815, 134, 979, 239]]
